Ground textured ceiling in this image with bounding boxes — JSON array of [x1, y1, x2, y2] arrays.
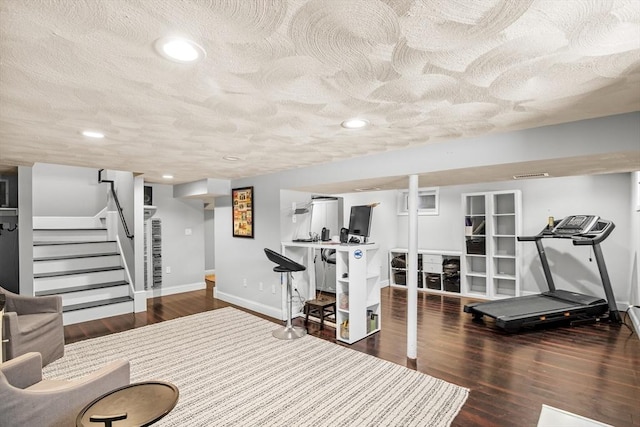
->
[[0, 0, 639, 190]]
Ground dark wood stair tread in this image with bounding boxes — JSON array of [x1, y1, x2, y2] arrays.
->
[[34, 228, 107, 231], [64, 296, 133, 312], [35, 281, 129, 296], [34, 252, 120, 262], [34, 265, 124, 278], [34, 240, 117, 246]]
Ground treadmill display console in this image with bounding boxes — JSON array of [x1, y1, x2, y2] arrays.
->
[[552, 215, 599, 235]]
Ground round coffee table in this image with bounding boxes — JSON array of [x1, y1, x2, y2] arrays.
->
[[76, 381, 179, 427]]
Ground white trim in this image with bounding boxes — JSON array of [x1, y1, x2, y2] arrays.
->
[[214, 289, 281, 320], [146, 281, 206, 298], [134, 290, 147, 312], [205, 269, 216, 276]]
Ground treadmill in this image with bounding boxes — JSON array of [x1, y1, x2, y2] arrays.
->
[[464, 215, 622, 332]]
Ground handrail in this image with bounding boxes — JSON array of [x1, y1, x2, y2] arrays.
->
[[98, 169, 134, 239]]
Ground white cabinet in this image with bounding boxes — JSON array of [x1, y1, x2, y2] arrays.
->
[[389, 249, 461, 294], [335, 245, 381, 344], [462, 190, 521, 299]]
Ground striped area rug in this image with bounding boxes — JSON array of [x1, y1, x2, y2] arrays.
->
[[44, 307, 468, 426]]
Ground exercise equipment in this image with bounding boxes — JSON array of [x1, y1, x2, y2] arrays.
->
[[464, 215, 621, 331]]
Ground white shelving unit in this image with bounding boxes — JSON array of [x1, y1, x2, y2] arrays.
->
[[335, 245, 381, 344], [389, 249, 461, 294], [462, 190, 522, 299]]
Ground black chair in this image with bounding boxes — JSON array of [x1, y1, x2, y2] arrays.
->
[[264, 248, 307, 340]]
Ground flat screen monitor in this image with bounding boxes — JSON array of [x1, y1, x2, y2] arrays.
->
[[348, 205, 372, 241]]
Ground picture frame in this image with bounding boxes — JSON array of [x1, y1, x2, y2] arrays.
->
[[232, 186, 254, 238]]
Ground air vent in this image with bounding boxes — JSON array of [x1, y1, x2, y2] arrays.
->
[[512, 172, 550, 180]]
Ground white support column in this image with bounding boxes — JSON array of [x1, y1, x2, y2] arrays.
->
[[407, 174, 418, 362]]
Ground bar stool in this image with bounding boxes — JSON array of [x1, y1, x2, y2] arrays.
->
[[264, 248, 307, 340]]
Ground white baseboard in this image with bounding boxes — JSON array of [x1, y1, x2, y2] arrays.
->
[[214, 289, 281, 320], [628, 306, 640, 340], [146, 281, 206, 298]]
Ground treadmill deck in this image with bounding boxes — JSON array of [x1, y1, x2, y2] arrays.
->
[[464, 292, 608, 331]]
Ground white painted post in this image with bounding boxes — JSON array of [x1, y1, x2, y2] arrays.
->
[[407, 174, 418, 361]]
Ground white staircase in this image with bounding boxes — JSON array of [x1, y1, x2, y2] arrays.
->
[[33, 226, 134, 325]]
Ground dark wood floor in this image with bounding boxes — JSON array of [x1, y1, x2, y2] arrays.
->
[[64, 284, 640, 427]]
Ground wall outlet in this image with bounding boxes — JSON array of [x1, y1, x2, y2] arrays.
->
[[259, 282, 263, 291], [243, 278, 247, 287], [166, 266, 171, 274], [271, 284, 276, 294]]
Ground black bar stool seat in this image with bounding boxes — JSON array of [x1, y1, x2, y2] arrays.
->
[[264, 248, 307, 340]]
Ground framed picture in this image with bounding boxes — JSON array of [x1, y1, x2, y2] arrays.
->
[[232, 186, 254, 238]]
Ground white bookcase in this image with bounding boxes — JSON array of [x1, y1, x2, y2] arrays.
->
[[335, 245, 381, 344], [389, 249, 461, 294], [462, 190, 522, 299]]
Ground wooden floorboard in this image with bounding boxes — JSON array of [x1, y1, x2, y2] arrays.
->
[[64, 284, 640, 426]]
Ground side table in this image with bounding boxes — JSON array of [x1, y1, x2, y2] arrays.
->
[[76, 381, 179, 427]]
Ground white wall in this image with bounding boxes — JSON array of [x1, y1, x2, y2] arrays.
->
[[204, 210, 215, 272], [32, 163, 107, 216], [629, 172, 640, 307], [214, 113, 639, 319], [148, 183, 205, 292], [395, 173, 633, 306]]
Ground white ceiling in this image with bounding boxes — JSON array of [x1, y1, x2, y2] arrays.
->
[[1, 0, 639, 192]]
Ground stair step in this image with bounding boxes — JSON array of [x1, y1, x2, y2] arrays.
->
[[34, 228, 107, 231], [35, 281, 129, 296], [34, 240, 117, 246], [34, 265, 124, 279], [34, 252, 120, 262], [63, 296, 134, 313]]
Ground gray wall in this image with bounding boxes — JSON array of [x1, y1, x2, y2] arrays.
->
[[149, 183, 205, 289], [109, 170, 135, 280], [0, 173, 19, 292], [204, 210, 215, 271], [17, 166, 33, 295], [395, 173, 633, 305], [32, 163, 106, 216], [215, 113, 640, 318]]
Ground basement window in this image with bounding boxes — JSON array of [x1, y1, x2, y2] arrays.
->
[[397, 188, 439, 216]]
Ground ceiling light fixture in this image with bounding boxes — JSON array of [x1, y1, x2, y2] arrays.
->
[[222, 155, 241, 161], [341, 118, 369, 129], [162, 174, 174, 179], [154, 37, 206, 63], [355, 187, 381, 192], [81, 130, 105, 139]]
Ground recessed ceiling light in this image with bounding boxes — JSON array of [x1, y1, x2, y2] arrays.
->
[[223, 156, 241, 161], [341, 118, 369, 129], [154, 37, 206, 63], [355, 187, 381, 192], [81, 130, 105, 138], [162, 174, 174, 179]]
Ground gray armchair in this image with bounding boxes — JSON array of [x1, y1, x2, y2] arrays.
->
[[0, 286, 64, 366], [0, 352, 130, 427]]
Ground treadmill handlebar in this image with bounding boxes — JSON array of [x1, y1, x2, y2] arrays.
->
[[572, 221, 614, 245], [517, 218, 615, 245]]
